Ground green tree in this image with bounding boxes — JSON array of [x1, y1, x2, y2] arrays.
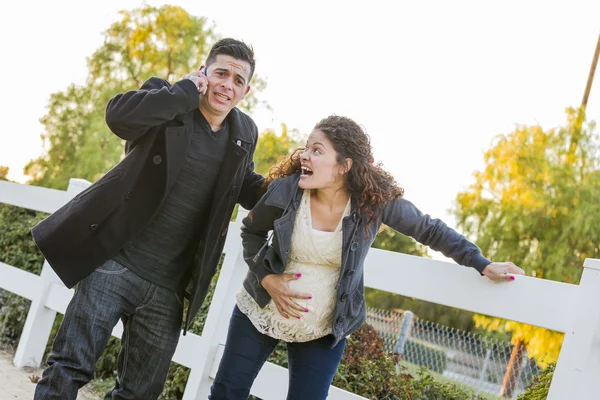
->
[[0, 166, 8, 181], [453, 107, 599, 373], [254, 123, 304, 176], [25, 5, 266, 190], [453, 107, 599, 283]]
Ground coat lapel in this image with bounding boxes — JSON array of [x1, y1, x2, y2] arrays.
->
[[164, 115, 192, 193]]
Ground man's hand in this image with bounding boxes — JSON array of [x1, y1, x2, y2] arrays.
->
[[482, 262, 525, 281], [182, 70, 208, 95], [261, 273, 312, 319]]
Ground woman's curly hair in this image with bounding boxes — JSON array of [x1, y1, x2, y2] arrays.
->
[[264, 115, 404, 230]]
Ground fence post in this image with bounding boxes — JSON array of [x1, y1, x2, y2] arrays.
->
[[13, 178, 90, 368], [394, 310, 414, 355], [475, 348, 492, 396], [182, 209, 249, 400], [548, 258, 600, 400]]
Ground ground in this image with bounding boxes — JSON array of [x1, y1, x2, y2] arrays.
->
[[0, 348, 98, 400]]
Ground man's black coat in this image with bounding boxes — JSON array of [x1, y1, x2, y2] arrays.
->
[[32, 77, 264, 330]]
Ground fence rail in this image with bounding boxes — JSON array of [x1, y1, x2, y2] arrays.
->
[[1, 178, 600, 399]]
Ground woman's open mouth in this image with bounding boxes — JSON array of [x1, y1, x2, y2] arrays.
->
[[301, 166, 313, 176]]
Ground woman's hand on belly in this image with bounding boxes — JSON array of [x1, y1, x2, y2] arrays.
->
[[261, 273, 312, 319]]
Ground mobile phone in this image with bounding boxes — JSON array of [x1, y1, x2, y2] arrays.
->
[[201, 67, 207, 76]]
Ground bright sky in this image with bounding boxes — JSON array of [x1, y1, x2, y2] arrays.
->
[[1, 0, 598, 260]]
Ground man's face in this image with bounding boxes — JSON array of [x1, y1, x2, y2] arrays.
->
[[201, 54, 251, 118]]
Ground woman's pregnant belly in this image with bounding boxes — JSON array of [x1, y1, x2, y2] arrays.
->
[[284, 261, 341, 323]]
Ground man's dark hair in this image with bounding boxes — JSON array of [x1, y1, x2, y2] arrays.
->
[[206, 38, 256, 83]]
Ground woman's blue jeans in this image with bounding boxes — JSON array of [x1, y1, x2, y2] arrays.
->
[[209, 305, 346, 400]]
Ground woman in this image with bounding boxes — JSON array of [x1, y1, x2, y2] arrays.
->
[[209, 115, 524, 399]]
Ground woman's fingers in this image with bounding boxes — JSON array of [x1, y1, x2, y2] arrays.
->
[[263, 273, 312, 318], [275, 302, 289, 319], [483, 262, 526, 281], [508, 263, 525, 275], [273, 296, 307, 319], [284, 298, 307, 316]]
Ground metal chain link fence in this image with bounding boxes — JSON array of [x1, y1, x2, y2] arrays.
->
[[366, 308, 546, 399]]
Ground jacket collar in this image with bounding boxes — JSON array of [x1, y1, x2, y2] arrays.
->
[[182, 107, 254, 143], [266, 172, 361, 218], [225, 107, 255, 143], [265, 173, 302, 209]]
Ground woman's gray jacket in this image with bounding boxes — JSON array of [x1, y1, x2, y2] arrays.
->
[[241, 173, 491, 347]]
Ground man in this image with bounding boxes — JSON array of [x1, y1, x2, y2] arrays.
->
[[33, 38, 264, 399]]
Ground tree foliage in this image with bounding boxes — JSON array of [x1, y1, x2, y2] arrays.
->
[[254, 123, 304, 176], [453, 107, 599, 283], [474, 315, 563, 368], [454, 107, 599, 365], [24, 5, 265, 190]]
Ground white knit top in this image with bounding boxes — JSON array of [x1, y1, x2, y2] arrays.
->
[[236, 190, 351, 342]]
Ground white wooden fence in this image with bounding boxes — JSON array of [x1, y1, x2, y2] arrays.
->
[[0, 178, 599, 399]]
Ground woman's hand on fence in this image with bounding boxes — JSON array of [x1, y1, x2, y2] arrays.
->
[[482, 262, 525, 281], [260, 273, 311, 319]]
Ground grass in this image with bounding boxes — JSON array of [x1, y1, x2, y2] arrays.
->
[[88, 378, 113, 397]]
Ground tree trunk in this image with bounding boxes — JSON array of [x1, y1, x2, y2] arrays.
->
[[501, 337, 526, 398]]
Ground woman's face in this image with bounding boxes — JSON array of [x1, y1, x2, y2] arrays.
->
[[298, 129, 348, 190]]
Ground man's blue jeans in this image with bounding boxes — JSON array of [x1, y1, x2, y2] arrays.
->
[[209, 305, 347, 400], [34, 259, 184, 399]]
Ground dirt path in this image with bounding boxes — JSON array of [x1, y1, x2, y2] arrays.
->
[[0, 349, 98, 399]]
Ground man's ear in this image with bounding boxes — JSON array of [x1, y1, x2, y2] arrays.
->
[[243, 85, 251, 97]]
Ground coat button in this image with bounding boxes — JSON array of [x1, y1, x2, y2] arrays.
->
[[221, 227, 228, 237], [350, 242, 358, 251], [285, 249, 290, 255], [152, 155, 162, 165], [125, 191, 132, 200], [341, 293, 349, 302], [345, 270, 355, 277], [90, 224, 99, 231]]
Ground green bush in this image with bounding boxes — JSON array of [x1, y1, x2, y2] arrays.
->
[[0, 204, 47, 347], [517, 362, 555, 400], [332, 324, 486, 399], [404, 339, 448, 374]]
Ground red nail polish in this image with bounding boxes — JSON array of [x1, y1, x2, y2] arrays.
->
[[510, 276, 515, 280], [296, 316, 300, 319], [296, 273, 302, 278], [304, 309, 309, 312], [308, 296, 312, 299]]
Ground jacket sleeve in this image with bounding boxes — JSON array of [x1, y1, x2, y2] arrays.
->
[[382, 198, 491, 274], [237, 159, 265, 210], [240, 179, 284, 283], [236, 117, 265, 209], [105, 77, 200, 142]]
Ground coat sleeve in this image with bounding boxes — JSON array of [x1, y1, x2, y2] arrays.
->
[[240, 179, 284, 283], [382, 198, 491, 274], [105, 77, 200, 142], [237, 117, 265, 210]]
